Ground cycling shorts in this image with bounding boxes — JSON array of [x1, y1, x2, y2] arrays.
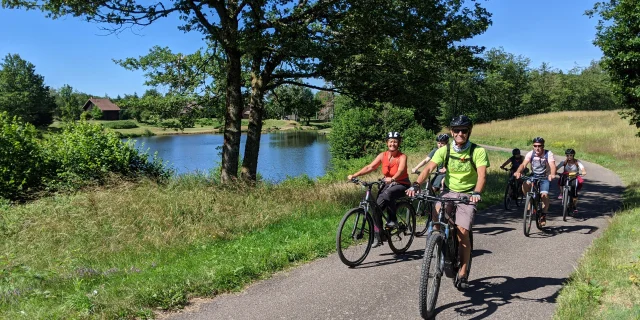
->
[[526, 177, 550, 194]]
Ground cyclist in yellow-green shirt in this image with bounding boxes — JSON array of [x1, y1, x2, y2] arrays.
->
[[406, 115, 490, 290]]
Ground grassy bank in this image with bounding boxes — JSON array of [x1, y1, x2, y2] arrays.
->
[[50, 119, 325, 138], [0, 147, 508, 319], [470, 110, 640, 319]]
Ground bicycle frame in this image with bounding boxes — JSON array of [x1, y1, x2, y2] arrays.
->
[[415, 193, 470, 276]]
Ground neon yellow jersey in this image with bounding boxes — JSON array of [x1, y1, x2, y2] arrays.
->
[[429, 143, 490, 193]]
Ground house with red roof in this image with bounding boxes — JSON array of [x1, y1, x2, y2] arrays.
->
[[83, 98, 121, 120]]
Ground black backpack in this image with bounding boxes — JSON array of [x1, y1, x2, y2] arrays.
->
[[444, 143, 478, 172]]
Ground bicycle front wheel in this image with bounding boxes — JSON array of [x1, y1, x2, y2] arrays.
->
[[535, 198, 544, 230], [419, 231, 444, 319], [562, 187, 569, 222], [523, 194, 533, 237], [388, 202, 416, 254], [336, 208, 372, 267]]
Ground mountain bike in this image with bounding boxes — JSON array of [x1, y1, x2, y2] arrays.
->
[[336, 178, 416, 267], [502, 168, 524, 210], [522, 176, 544, 237], [560, 172, 580, 221], [412, 171, 440, 236], [414, 193, 474, 319]]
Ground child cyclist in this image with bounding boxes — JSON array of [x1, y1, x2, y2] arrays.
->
[[556, 148, 587, 214]]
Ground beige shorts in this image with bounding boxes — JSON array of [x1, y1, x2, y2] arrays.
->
[[441, 190, 477, 231]]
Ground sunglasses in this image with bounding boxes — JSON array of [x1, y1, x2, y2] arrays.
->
[[533, 144, 544, 148], [452, 128, 469, 134]]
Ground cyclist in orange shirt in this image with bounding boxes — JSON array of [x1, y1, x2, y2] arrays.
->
[[348, 132, 410, 247]]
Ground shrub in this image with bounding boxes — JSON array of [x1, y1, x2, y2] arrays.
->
[[90, 107, 103, 120], [0, 112, 48, 199], [43, 122, 172, 190], [402, 125, 432, 151], [195, 118, 216, 127], [329, 107, 379, 160], [101, 120, 139, 129], [160, 119, 182, 129], [329, 103, 422, 160]]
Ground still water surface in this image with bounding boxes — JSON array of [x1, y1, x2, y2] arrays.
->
[[132, 131, 330, 182]]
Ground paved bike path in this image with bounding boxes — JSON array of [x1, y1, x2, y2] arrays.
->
[[162, 150, 624, 319]]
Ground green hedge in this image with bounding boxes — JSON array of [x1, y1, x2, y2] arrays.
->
[[101, 120, 139, 129]]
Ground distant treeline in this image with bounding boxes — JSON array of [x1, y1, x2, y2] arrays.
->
[[439, 47, 620, 124]]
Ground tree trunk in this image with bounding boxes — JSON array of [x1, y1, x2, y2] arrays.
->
[[241, 62, 267, 181], [220, 48, 243, 183]]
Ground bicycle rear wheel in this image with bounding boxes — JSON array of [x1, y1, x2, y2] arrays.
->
[[388, 202, 416, 254], [336, 208, 372, 267], [562, 187, 569, 221], [419, 231, 444, 320], [503, 182, 513, 210], [414, 199, 431, 237], [515, 181, 524, 207], [523, 194, 533, 237]]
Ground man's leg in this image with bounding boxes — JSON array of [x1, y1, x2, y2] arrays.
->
[[457, 225, 471, 277], [540, 179, 551, 226]]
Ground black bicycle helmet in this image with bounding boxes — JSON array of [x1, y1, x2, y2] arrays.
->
[[436, 133, 449, 142], [386, 131, 402, 140], [532, 137, 545, 144], [565, 148, 576, 155], [512, 148, 521, 156], [449, 115, 473, 128]]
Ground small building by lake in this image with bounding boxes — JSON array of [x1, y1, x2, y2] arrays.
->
[[83, 98, 121, 120]]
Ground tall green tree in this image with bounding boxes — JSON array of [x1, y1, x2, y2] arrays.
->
[[0, 54, 56, 126], [55, 84, 83, 121], [588, 0, 640, 135], [2, 0, 490, 181]]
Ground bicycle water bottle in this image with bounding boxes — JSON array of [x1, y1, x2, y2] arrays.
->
[[427, 221, 433, 235]]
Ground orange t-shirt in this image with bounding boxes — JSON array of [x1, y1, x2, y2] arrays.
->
[[381, 151, 409, 185]]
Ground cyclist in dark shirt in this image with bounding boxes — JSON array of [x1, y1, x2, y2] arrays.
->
[[500, 148, 528, 176], [412, 134, 449, 192]]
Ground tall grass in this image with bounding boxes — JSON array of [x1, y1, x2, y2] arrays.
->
[[470, 110, 640, 319], [0, 145, 509, 318]]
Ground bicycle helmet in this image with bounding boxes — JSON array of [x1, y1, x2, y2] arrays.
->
[[565, 148, 576, 155], [532, 137, 545, 144], [386, 131, 402, 140], [512, 148, 521, 156], [436, 133, 449, 142], [449, 115, 473, 128]]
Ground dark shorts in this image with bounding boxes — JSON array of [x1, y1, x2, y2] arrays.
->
[[431, 174, 445, 190]]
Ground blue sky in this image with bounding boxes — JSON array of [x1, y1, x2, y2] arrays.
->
[[0, 0, 602, 97]]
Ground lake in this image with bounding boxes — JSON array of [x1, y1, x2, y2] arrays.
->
[[131, 131, 330, 182]]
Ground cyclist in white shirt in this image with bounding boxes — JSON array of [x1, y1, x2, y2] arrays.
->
[[514, 137, 557, 226]]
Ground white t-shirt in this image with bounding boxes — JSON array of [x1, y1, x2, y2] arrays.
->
[[525, 150, 555, 177], [558, 160, 584, 173]]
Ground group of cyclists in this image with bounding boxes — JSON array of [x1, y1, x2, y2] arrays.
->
[[347, 114, 587, 289]]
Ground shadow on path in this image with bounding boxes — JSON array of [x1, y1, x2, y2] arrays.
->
[[435, 275, 565, 319]]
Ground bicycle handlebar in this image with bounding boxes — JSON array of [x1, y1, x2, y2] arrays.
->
[[411, 193, 470, 205], [349, 178, 384, 187]]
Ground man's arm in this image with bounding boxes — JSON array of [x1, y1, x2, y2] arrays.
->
[[472, 165, 487, 203], [548, 161, 557, 181]]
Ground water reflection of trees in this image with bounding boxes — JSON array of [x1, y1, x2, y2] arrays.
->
[[268, 131, 326, 148]]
